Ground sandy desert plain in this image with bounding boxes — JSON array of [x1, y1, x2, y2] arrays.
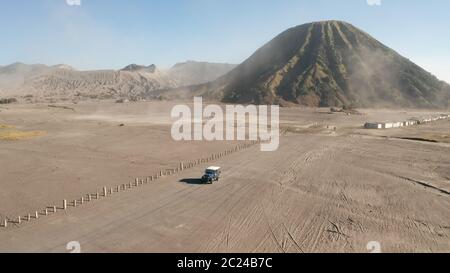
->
[[0, 100, 449, 253]]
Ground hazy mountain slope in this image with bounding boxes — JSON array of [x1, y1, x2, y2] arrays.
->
[[22, 69, 179, 100], [0, 63, 53, 96], [192, 21, 450, 108], [169, 61, 237, 87], [0, 61, 236, 101]]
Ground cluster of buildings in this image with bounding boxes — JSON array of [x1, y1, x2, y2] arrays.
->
[[364, 114, 450, 129]]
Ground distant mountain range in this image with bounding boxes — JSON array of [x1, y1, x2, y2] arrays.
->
[[161, 21, 450, 108], [0, 61, 236, 101], [2, 21, 449, 108]]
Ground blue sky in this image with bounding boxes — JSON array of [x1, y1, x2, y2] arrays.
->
[[1, 0, 449, 82]]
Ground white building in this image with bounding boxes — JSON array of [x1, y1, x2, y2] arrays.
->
[[384, 123, 394, 129]]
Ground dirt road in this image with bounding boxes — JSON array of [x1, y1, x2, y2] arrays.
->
[[1, 134, 449, 253]]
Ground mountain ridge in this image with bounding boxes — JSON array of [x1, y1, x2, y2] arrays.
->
[[164, 21, 450, 108], [2, 21, 449, 108], [0, 61, 237, 101]]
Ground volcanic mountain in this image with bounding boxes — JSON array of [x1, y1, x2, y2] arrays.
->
[[172, 21, 450, 108]]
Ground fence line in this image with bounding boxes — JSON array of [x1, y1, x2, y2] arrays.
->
[[0, 139, 265, 229]]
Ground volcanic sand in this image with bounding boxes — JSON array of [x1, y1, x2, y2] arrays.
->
[[0, 101, 449, 252]]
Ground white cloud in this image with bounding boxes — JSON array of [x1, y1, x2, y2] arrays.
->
[[367, 0, 382, 6]]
